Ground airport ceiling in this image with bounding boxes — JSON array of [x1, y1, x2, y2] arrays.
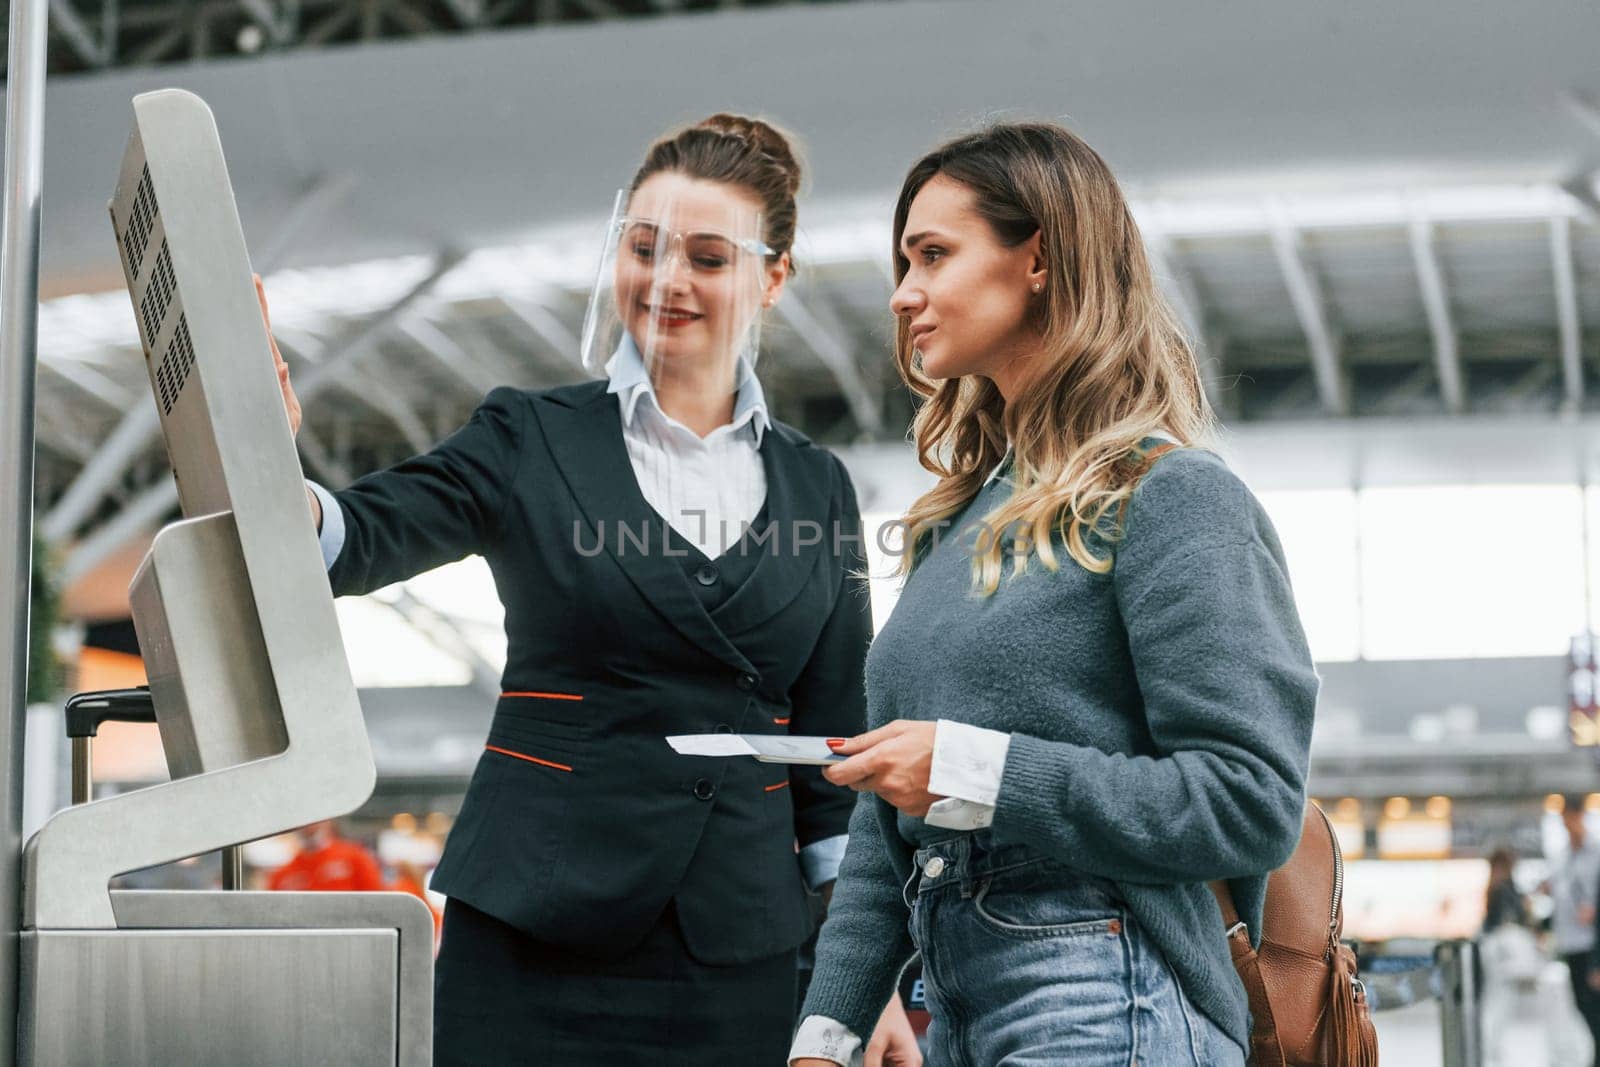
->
[[12, 0, 1600, 578]]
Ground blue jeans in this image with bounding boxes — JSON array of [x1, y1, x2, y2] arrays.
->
[[906, 833, 1246, 1067]]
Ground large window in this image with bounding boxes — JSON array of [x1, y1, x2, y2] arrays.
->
[[1260, 485, 1590, 662], [1255, 490, 1361, 661]]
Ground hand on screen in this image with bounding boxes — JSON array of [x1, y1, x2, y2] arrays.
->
[[256, 274, 301, 437]]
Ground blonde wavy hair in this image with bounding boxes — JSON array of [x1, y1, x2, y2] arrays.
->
[[892, 123, 1217, 593]]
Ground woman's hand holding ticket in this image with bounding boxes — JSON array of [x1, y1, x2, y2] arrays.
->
[[822, 720, 940, 818]]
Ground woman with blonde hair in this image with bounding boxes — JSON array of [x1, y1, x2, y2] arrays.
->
[[789, 123, 1317, 1066]]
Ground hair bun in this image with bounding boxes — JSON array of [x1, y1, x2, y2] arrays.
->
[[696, 113, 803, 198], [632, 113, 804, 260]]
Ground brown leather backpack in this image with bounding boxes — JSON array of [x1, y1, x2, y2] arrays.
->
[[1209, 803, 1379, 1066]]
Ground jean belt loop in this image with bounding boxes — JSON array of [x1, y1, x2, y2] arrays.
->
[[954, 838, 977, 899], [902, 861, 921, 910]]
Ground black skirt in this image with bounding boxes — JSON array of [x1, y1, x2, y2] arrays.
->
[[433, 897, 798, 1066]]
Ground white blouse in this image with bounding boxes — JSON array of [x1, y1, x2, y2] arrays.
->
[[604, 338, 768, 558]]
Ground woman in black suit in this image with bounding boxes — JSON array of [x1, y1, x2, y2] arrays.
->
[[266, 114, 917, 1065]]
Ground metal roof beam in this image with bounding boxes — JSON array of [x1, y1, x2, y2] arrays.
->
[[58, 478, 176, 585], [251, 173, 354, 273], [437, 0, 483, 26], [39, 358, 135, 411], [48, 0, 111, 67], [1552, 215, 1585, 412], [1407, 218, 1465, 414], [496, 293, 582, 368], [1268, 211, 1348, 416], [236, 0, 295, 45], [350, 366, 433, 454], [395, 315, 500, 397], [1145, 228, 1229, 416]]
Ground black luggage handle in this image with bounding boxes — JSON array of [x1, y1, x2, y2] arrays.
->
[[63, 685, 246, 889], [65, 686, 157, 739]]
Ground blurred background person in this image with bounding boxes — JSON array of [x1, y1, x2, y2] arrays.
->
[[267, 819, 386, 893], [1550, 796, 1600, 1065], [1480, 847, 1540, 1067], [1485, 848, 1530, 932]]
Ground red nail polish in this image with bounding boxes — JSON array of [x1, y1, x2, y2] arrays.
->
[[826, 738, 845, 749]]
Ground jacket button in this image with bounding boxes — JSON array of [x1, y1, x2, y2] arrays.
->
[[693, 778, 716, 801], [714, 723, 733, 734], [695, 563, 719, 586], [736, 673, 758, 692]]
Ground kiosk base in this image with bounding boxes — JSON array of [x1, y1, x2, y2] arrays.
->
[[19, 890, 433, 1066]]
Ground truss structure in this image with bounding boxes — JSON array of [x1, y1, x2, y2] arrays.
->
[[8, 0, 841, 74]]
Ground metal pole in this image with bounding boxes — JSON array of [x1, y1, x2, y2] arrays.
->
[[221, 846, 243, 890], [1436, 939, 1481, 1067], [68, 739, 90, 807], [0, 0, 49, 1062]]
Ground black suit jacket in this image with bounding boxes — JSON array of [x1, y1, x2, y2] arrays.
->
[[327, 380, 871, 964]]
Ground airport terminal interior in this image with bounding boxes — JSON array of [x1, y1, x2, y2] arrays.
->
[[4, 0, 1600, 1063]]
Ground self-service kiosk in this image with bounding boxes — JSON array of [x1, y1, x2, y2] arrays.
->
[[15, 89, 432, 1065]]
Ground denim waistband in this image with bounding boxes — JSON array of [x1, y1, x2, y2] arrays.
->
[[904, 831, 1118, 907]]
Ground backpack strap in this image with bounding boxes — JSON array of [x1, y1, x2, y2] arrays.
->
[[1210, 883, 1288, 1067]]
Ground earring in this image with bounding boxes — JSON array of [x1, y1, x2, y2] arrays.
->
[[1032, 282, 1043, 293]]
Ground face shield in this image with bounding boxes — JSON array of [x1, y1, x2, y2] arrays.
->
[[579, 187, 771, 391]]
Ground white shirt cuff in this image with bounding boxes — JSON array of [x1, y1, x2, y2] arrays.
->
[[925, 797, 995, 831], [306, 480, 346, 571], [928, 719, 1010, 805], [924, 720, 1009, 832], [789, 1014, 863, 1067], [799, 834, 848, 892]]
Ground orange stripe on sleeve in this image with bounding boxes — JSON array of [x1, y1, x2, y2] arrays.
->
[[501, 690, 584, 702], [764, 780, 789, 792]]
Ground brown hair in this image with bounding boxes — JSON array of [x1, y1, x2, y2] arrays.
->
[[630, 113, 803, 262], [1486, 847, 1516, 880], [891, 122, 1215, 591]]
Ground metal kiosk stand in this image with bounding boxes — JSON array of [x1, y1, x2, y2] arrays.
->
[[14, 89, 432, 1065]]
